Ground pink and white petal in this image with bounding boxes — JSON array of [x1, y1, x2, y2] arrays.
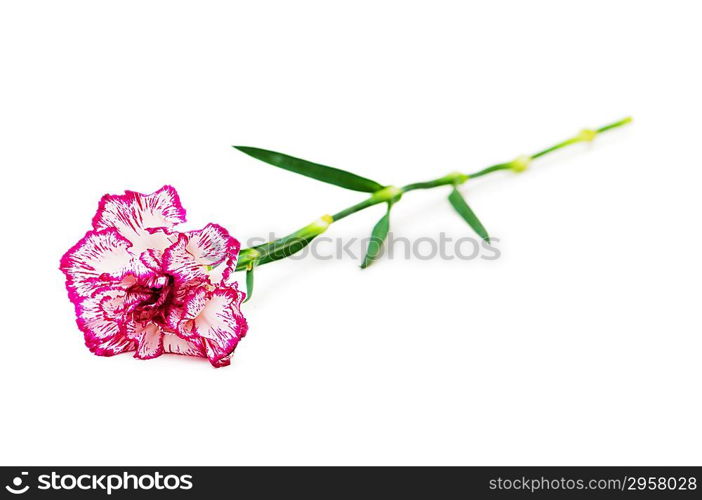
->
[[186, 224, 240, 285], [111, 290, 152, 333], [121, 255, 159, 283], [97, 290, 134, 324], [164, 304, 183, 330], [75, 290, 135, 356], [140, 248, 163, 273], [131, 322, 164, 359], [204, 347, 232, 368], [172, 279, 195, 304], [86, 335, 137, 357], [60, 229, 135, 299], [162, 235, 209, 286], [129, 227, 178, 258], [204, 252, 237, 286], [162, 333, 206, 357], [181, 288, 208, 320], [206, 263, 232, 286], [91, 185, 187, 241], [91, 275, 139, 298], [170, 287, 207, 337], [163, 304, 196, 338], [75, 293, 121, 342], [162, 226, 240, 287], [88, 286, 142, 335], [186, 223, 240, 268], [137, 230, 180, 274], [188, 287, 248, 367]]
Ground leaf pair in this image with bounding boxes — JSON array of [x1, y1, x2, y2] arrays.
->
[[361, 188, 490, 269], [234, 146, 384, 193], [235, 145, 394, 269], [234, 146, 490, 271]]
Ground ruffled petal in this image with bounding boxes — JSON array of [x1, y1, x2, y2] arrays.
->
[[87, 335, 137, 357], [92, 185, 186, 246], [162, 234, 209, 286], [182, 288, 208, 320], [132, 227, 178, 259], [75, 289, 136, 356], [76, 293, 120, 342], [162, 302, 188, 336], [186, 224, 240, 284], [140, 248, 163, 273], [132, 322, 164, 360], [162, 224, 240, 287], [60, 229, 135, 299], [181, 287, 247, 367], [162, 333, 205, 357]]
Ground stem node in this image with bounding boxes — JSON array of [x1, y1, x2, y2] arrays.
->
[[575, 128, 598, 143], [370, 185, 403, 203], [508, 155, 532, 173]]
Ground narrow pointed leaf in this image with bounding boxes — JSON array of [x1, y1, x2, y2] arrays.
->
[[244, 268, 254, 303], [361, 206, 391, 269], [255, 235, 316, 267], [235, 236, 316, 271], [448, 187, 490, 242], [234, 146, 384, 193]]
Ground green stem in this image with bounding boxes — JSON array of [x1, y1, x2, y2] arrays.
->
[[596, 116, 633, 133], [331, 198, 377, 221], [235, 117, 631, 272], [463, 163, 510, 180], [401, 173, 458, 192]]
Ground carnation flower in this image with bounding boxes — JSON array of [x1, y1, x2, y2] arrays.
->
[[60, 185, 247, 367], [58, 118, 630, 369]]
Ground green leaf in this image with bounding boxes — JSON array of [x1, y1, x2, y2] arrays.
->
[[244, 267, 254, 303], [234, 146, 384, 193], [361, 205, 391, 269], [255, 235, 316, 267], [234, 236, 315, 271], [448, 187, 490, 242]]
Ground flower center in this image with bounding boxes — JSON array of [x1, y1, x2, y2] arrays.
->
[[130, 275, 175, 323]]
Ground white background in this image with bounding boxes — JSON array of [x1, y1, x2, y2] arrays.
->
[[1, 1, 700, 465]]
